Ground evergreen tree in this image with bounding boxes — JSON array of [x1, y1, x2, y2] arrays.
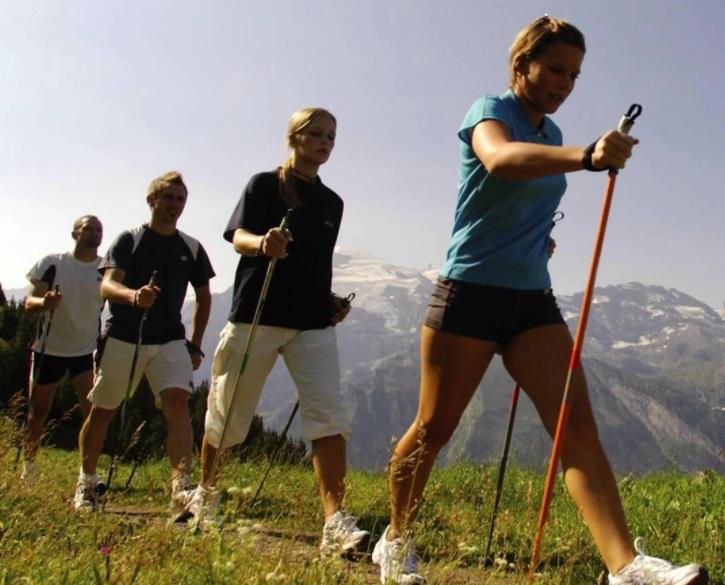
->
[[0, 297, 35, 412]]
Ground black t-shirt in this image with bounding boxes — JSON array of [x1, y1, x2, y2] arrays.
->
[[225, 170, 343, 330], [101, 225, 215, 344]]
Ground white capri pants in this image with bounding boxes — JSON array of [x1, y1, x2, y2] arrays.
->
[[204, 321, 352, 449]]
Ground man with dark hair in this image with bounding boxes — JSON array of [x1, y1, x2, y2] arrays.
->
[[74, 172, 215, 513], [22, 215, 104, 481]]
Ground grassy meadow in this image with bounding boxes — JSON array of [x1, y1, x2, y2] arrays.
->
[[0, 417, 723, 585]]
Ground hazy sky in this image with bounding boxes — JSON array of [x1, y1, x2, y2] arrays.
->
[[2, 0, 724, 308]]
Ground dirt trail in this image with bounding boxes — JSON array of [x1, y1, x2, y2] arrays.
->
[[104, 506, 525, 584], [247, 525, 525, 585]]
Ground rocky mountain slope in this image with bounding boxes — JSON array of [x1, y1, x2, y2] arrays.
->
[[194, 250, 724, 473], [7, 252, 723, 472]]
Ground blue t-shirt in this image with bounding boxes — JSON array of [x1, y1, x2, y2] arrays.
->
[[440, 90, 566, 289]]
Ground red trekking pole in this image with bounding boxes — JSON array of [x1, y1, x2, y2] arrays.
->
[[527, 104, 642, 582]]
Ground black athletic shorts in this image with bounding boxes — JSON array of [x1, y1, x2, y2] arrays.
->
[[424, 277, 566, 345], [33, 352, 94, 385]]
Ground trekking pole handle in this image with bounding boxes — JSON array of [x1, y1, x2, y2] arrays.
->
[[135, 271, 158, 342], [43, 285, 60, 331], [617, 103, 642, 136], [279, 209, 292, 233], [611, 104, 643, 175], [140, 271, 158, 313]]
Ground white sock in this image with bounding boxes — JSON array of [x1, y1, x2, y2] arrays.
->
[[78, 469, 98, 484], [172, 474, 191, 493]]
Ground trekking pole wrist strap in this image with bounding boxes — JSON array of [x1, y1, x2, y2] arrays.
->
[[255, 235, 265, 257], [186, 340, 205, 357], [582, 140, 606, 172]]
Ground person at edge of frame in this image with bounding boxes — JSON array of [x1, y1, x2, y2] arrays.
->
[[181, 107, 370, 559], [21, 215, 105, 481], [371, 15, 709, 585], [73, 171, 215, 514]]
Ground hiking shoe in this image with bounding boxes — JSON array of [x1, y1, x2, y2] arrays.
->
[[320, 510, 371, 558], [73, 474, 99, 512], [372, 525, 425, 584], [170, 475, 194, 516], [178, 485, 221, 529], [20, 461, 38, 483], [608, 538, 709, 585]]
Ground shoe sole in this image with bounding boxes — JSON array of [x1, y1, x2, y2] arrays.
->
[[682, 570, 709, 585], [341, 532, 371, 560], [173, 509, 194, 524]]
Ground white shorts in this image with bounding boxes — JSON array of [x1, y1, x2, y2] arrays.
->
[[204, 322, 351, 449], [88, 337, 194, 410]]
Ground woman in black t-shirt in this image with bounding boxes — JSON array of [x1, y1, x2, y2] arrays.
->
[[187, 108, 369, 557]]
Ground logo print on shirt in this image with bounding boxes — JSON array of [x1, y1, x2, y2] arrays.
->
[[180, 255, 188, 261]]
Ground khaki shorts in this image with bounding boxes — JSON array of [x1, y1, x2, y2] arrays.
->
[[88, 337, 194, 410], [204, 322, 351, 449]]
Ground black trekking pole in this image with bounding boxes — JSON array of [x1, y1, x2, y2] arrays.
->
[[13, 284, 60, 471], [247, 400, 299, 510], [484, 383, 521, 563], [121, 421, 148, 491], [205, 211, 293, 495], [103, 271, 157, 493]]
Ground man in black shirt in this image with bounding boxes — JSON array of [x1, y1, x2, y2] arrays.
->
[[73, 171, 215, 513]]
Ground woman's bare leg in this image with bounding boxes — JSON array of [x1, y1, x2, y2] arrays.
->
[[502, 324, 635, 574], [388, 326, 498, 538]]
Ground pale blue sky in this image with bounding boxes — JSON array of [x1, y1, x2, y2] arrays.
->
[[2, 0, 723, 308]]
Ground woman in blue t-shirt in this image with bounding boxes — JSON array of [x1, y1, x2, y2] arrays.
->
[[372, 16, 708, 585]]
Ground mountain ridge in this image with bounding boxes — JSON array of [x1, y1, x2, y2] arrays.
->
[[195, 250, 724, 473]]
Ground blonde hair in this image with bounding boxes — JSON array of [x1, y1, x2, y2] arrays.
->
[[278, 107, 336, 209], [147, 170, 187, 199], [509, 16, 586, 89]]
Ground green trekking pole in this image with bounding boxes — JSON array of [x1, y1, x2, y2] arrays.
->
[[206, 210, 293, 492]]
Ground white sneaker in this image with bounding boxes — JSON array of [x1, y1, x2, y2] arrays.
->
[[372, 525, 425, 584], [73, 474, 99, 512], [170, 475, 194, 516], [609, 538, 708, 585], [180, 485, 221, 529], [20, 461, 38, 483], [320, 510, 371, 558]]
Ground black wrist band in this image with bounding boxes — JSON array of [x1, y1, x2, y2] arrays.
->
[[185, 340, 205, 358], [582, 140, 606, 172]]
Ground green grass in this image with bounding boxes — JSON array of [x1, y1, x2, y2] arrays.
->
[[1, 418, 722, 584]]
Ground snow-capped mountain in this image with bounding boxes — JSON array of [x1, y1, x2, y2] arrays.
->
[[185, 250, 724, 473], [557, 284, 725, 393]]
